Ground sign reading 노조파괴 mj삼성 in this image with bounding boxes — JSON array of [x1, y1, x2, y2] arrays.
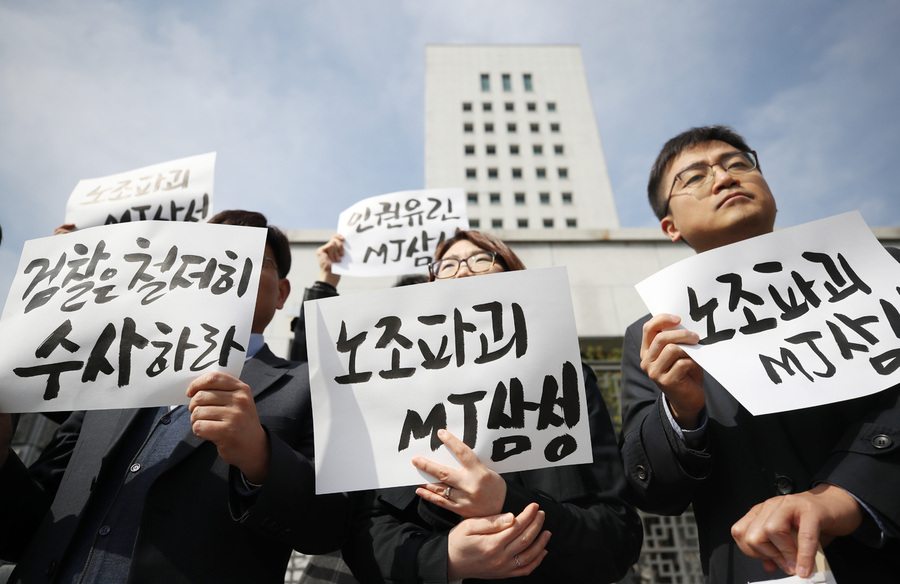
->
[[306, 266, 592, 494], [64, 152, 216, 229], [636, 211, 900, 416]]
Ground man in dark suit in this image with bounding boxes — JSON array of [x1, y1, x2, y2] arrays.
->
[[0, 210, 348, 583], [619, 126, 900, 582]]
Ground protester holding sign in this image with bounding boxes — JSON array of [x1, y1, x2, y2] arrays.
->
[[0, 210, 348, 584], [289, 233, 428, 363], [619, 126, 900, 582], [342, 229, 642, 583]]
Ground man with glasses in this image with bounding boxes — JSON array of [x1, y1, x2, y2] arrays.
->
[[619, 126, 900, 581]]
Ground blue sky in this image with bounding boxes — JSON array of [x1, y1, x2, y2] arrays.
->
[[2, 0, 899, 302]]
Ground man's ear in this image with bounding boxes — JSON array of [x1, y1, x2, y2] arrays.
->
[[276, 278, 291, 310], [661, 216, 682, 243]]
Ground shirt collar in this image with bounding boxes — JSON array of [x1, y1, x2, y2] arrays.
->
[[246, 333, 265, 360]]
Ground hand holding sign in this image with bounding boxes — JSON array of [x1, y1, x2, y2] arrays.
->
[[447, 503, 550, 581], [187, 371, 270, 484], [639, 313, 705, 429], [316, 234, 345, 287], [413, 428, 508, 518]]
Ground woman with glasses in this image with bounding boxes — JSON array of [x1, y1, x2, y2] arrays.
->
[[342, 230, 643, 583]]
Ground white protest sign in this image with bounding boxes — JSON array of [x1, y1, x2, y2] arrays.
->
[[64, 152, 216, 228], [332, 188, 468, 277], [636, 211, 900, 416], [307, 266, 591, 494], [0, 221, 266, 413]]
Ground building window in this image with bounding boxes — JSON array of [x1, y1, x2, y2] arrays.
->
[[547, 102, 556, 112], [558, 168, 569, 179], [486, 144, 496, 155], [467, 192, 479, 205], [530, 123, 540, 133], [533, 144, 543, 155], [509, 144, 520, 155], [466, 168, 476, 179], [562, 192, 573, 204], [489, 193, 501, 205], [492, 218, 503, 229], [540, 192, 550, 204], [517, 218, 529, 228], [463, 123, 473, 133], [464, 145, 475, 155], [536, 168, 547, 179], [512, 168, 522, 179], [505, 102, 514, 112], [566, 218, 577, 228], [483, 102, 492, 112], [462, 102, 472, 112], [480, 73, 490, 92], [554, 144, 564, 155], [507, 123, 517, 133], [514, 192, 526, 205], [550, 123, 560, 133], [523, 74, 533, 91], [488, 168, 498, 179], [543, 218, 554, 228], [470, 218, 480, 228], [484, 123, 494, 133], [527, 102, 537, 112], [502, 73, 511, 92]]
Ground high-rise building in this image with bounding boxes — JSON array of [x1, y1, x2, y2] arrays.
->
[[425, 45, 619, 231]]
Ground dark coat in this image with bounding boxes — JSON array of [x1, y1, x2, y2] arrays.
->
[[0, 345, 348, 584]]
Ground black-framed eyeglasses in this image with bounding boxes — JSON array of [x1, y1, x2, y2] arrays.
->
[[262, 255, 279, 271], [663, 150, 759, 216], [429, 251, 499, 279]]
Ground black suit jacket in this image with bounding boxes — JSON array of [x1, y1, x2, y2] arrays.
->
[[0, 345, 348, 584], [619, 249, 900, 582]]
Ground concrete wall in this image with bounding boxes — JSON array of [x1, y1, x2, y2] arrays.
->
[[262, 227, 900, 359]]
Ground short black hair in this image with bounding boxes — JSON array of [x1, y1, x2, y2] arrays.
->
[[647, 125, 757, 220], [208, 210, 291, 278]]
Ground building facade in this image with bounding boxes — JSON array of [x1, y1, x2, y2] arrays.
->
[[425, 45, 619, 231]]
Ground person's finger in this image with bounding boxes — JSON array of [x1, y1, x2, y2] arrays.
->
[[186, 372, 243, 398], [513, 530, 551, 573], [794, 518, 823, 579], [459, 512, 515, 535], [437, 429, 480, 466], [508, 507, 545, 552], [411, 455, 454, 484], [415, 484, 456, 510]]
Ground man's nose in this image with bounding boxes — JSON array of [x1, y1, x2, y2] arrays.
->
[[710, 164, 737, 192]]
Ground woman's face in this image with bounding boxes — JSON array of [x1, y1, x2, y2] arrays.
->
[[437, 239, 506, 279]]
